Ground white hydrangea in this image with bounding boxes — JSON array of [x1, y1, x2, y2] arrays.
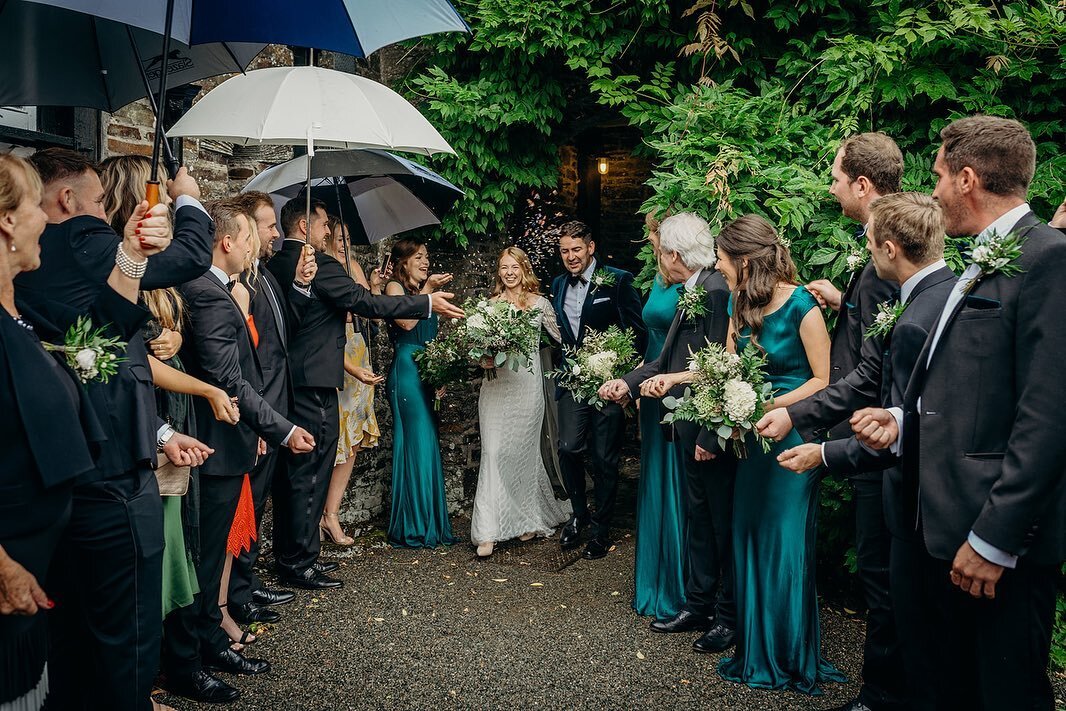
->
[[722, 378, 758, 422], [466, 313, 488, 332], [586, 351, 618, 381]]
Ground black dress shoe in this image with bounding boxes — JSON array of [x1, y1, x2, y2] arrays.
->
[[251, 587, 295, 607], [828, 700, 874, 711], [204, 647, 271, 676], [229, 600, 281, 624], [559, 516, 586, 550], [312, 560, 339, 574], [693, 622, 736, 653], [165, 670, 240, 703], [279, 567, 343, 590], [581, 537, 611, 560], [649, 609, 710, 634]]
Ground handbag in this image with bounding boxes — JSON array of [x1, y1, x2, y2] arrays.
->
[[155, 453, 191, 497]]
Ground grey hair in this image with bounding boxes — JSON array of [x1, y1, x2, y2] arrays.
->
[[658, 212, 717, 270]]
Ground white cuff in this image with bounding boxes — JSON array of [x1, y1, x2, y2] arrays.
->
[[175, 195, 208, 216], [292, 282, 312, 298], [426, 293, 433, 318], [820, 442, 828, 467], [887, 407, 904, 454], [967, 531, 1018, 569], [281, 425, 297, 447]]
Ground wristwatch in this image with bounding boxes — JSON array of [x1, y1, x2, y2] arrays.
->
[[157, 425, 176, 452]]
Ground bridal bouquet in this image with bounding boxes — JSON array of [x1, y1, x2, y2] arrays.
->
[[414, 326, 469, 411], [662, 341, 774, 457], [460, 298, 541, 380], [547, 325, 641, 410], [42, 316, 126, 383]]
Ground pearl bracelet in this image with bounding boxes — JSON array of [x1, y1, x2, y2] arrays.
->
[[115, 243, 148, 279]]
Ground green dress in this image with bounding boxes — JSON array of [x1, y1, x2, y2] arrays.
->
[[718, 286, 846, 695], [632, 277, 687, 620], [386, 314, 456, 548]]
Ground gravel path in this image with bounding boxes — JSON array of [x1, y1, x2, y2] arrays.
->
[[159, 525, 879, 710]]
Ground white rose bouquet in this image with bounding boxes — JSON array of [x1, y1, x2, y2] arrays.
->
[[42, 316, 126, 383], [460, 298, 541, 380], [663, 341, 774, 457], [547, 325, 641, 410]]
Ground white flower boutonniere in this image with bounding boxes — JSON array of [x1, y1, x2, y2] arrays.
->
[[590, 268, 616, 290], [846, 248, 868, 273], [677, 285, 707, 321], [864, 300, 907, 340], [966, 230, 1025, 291], [42, 316, 126, 383]]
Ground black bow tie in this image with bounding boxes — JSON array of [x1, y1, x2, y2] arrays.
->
[[567, 274, 588, 288], [227, 279, 237, 292]]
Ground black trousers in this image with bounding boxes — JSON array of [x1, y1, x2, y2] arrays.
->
[[162, 473, 243, 677], [557, 391, 625, 540], [47, 472, 163, 711], [675, 436, 736, 626], [273, 386, 339, 578], [890, 535, 1057, 711], [229, 447, 279, 607], [851, 477, 906, 710]]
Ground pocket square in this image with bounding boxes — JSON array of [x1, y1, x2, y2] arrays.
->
[[592, 297, 611, 305], [964, 295, 1000, 309]]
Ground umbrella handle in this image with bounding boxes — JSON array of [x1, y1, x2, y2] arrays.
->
[[145, 181, 162, 209]]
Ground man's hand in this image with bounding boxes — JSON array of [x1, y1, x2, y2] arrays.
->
[[695, 445, 716, 462], [431, 292, 465, 319], [777, 443, 822, 473], [0, 552, 51, 615], [149, 327, 182, 361], [950, 541, 1005, 599], [756, 408, 793, 442], [257, 438, 268, 457], [369, 266, 388, 292], [598, 379, 629, 404], [294, 247, 317, 286], [125, 201, 172, 258], [1048, 198, 1066, 229], [850, 407, 899, 450], [162, 432, 215, 467], [287, 427, 316, 454], [806, 279, 843, 311], [166, 166, 201, 201]]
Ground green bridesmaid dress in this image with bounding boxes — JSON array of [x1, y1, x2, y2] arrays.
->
[[632, 277, 687, 620], [718, 286, 846, 695], [386, 313, 456, 548]]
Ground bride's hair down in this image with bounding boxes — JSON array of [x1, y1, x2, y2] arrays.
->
[[716, 214, 797, 349], [491, 246, 541, 305]]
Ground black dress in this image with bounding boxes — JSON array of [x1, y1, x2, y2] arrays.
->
[[0, 310, 95, 709]]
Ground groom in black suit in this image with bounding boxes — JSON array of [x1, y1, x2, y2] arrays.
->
[[266, 197, 464, 590], [852, 116, 1066, 710], [600, 212, 737, 654], [550, 220, 645, 560]]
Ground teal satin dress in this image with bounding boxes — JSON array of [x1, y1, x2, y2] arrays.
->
[[718, 286, 846, 695], [632, 278, 687, 619], [386, 314, 456, 548]]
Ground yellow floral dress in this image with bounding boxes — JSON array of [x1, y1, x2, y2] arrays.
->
[[336, 321, 380, 464]]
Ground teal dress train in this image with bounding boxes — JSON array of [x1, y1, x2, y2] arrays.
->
[[386, 313, 456, 548], [632, 278, 687, 620], [718, 286, 846, 695]]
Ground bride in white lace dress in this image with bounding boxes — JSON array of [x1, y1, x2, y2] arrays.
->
[[472, 248, 572, 557]]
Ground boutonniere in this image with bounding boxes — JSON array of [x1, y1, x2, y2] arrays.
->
[[590, 268, 616, 290], [965, 230, 1025, 291], [42, 316, 126, 383], [677, 285, 707, 321], [864, 300, 906, 340], [846, 248, 868, 273]]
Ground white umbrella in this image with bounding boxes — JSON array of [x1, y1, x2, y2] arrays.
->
[[167, 65, 454, 155]]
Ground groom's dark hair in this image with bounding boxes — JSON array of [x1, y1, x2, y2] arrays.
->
[[557, 220, 592, 244]]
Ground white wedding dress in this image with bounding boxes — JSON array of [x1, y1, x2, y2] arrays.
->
[[471, 296, 572, 544]]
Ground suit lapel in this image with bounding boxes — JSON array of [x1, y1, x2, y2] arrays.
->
[[554, 276, 576, 343], [257, 270, 287, 353], [205, 275, 264, 375], [577, 261, 601, 341]]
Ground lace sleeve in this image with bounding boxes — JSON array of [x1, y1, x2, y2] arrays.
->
[[538, 297, 562, 344]]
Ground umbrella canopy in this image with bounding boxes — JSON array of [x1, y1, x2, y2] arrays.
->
[[0, 0, 266, 112], [245, 149, 463, 244], [167, 67, 454, 155], [22, 0, 469, 57]]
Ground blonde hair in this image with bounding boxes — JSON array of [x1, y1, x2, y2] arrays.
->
[[142, 288, 185, 332], [99, 155, 170, 233], [868, 192, 945, 263], [491, 246, 541, 307], [324, 215, 350, 273], [0, 153, 43, 219]]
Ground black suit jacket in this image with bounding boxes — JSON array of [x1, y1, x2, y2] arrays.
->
[[179, 273, 294, 478], [266, 239, 428, 390], [900, 213, 1066, 563], [241, 266, 308, 416], [620, 270, 731, 449], [550, 262, 646, 351], [14, 206, 214, 481]]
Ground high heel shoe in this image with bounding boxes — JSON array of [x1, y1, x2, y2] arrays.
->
[[219, 604, 256, 647], [320, 513, 355, 547], [476, 542, 494, 558], [518, 532, 536, 542]]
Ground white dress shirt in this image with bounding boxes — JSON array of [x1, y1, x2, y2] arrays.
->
[[563, 259, 597, 338]]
